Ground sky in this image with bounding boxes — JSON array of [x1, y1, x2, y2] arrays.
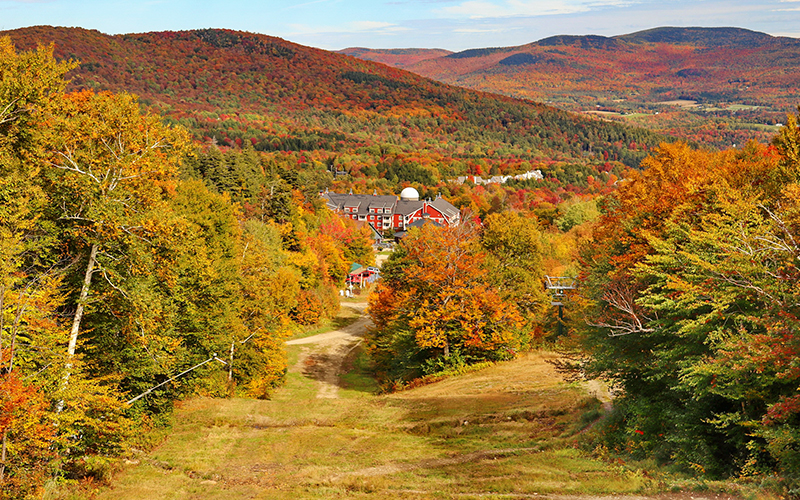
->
[[1, 0, 800, 52]]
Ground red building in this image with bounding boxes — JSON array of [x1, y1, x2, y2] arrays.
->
[[321, 187, 460, 233]]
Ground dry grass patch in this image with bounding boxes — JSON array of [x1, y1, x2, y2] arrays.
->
[[91, 347, 660, 500]]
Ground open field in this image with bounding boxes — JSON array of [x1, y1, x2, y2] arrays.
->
[[655, 100, 699, 108], [82, 304, 754, 500]]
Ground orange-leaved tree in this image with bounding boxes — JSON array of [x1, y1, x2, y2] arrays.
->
[[369, 221, 522, 383], [0, 371, 55, 500]]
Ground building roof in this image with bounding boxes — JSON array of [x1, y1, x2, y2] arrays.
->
[[320, 190, 460, 228], [430, 196, 460, 221], [394, 199, 423, 216], [322, 191, 397, 216]]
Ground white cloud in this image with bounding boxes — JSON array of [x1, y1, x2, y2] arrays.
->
[[288, 20, 408, 36], [347, 21, 411, 33], [438, 0, 632, 19]]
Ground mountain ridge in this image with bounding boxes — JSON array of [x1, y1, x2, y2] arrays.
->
[[341, 26, 800, 148], [340, 26, 799, 62], [616, 26, 789, 46]]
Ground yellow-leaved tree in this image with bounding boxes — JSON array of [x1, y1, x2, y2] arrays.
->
[[41, 89, 190, 395]]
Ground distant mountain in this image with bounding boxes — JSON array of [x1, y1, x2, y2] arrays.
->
[[345, 27, 800, 148], [616, 26, 779, 47], [4, 26, 662, 178]]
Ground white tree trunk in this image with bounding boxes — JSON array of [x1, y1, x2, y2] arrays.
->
[[57, 243, 98, 412], [66, 243, 98, 359], [0, 429, 7, 482]]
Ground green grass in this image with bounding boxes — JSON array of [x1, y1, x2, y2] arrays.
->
[[84, 350, 662, 500], [340, 294, 369, 303], [70, 305, 770, 500], [339, 349, 380, 395], [739, 122, 784, 131]]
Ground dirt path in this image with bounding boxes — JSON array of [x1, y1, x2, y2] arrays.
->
[[585, 379, 613, 413], [285, 302, 371, 399]]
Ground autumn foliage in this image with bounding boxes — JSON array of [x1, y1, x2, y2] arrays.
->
[[2, 25, 662, 207], [0, 372, 55, 499], [369, 216, 548, 384], [579, 117, 800, 485], [5, 24, 800, 495], [352, 27, 800, 149], [0, 37, 352, 496]]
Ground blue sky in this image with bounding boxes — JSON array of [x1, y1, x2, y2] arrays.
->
[[1, 0, 799, 51]]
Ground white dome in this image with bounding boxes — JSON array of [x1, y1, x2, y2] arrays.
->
[[399, 187, 420, 201]]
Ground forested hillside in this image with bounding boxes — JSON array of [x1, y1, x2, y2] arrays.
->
[[339, 47, 452, 68], [342, 27, 800, 149], [2, 26, 663, 199]]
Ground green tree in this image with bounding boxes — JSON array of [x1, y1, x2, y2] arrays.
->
[[579, 136, 800, 482], [40, 89, 189, 402], [481, 211, 548, 323]]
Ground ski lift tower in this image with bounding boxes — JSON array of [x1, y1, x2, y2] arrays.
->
[[545, 276, 577, 337]]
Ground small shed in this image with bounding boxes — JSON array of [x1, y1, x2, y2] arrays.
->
[[346, 263, 380, 287]]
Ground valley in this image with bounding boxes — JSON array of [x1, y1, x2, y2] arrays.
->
[[2, 24, 799, 500], [341, 27, 800, 149]]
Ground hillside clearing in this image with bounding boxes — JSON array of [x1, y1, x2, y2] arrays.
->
[[86, 302, 740, 500]]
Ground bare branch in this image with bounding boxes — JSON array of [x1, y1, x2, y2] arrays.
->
[[98, 265, 129, 299], [761, 203, 800, 253], [587, 284, 655, 337], [0, 98, 31, 125], [712, 271, 784, 307]]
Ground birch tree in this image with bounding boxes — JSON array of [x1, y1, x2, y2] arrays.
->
[[41, 90, 189, 395]]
